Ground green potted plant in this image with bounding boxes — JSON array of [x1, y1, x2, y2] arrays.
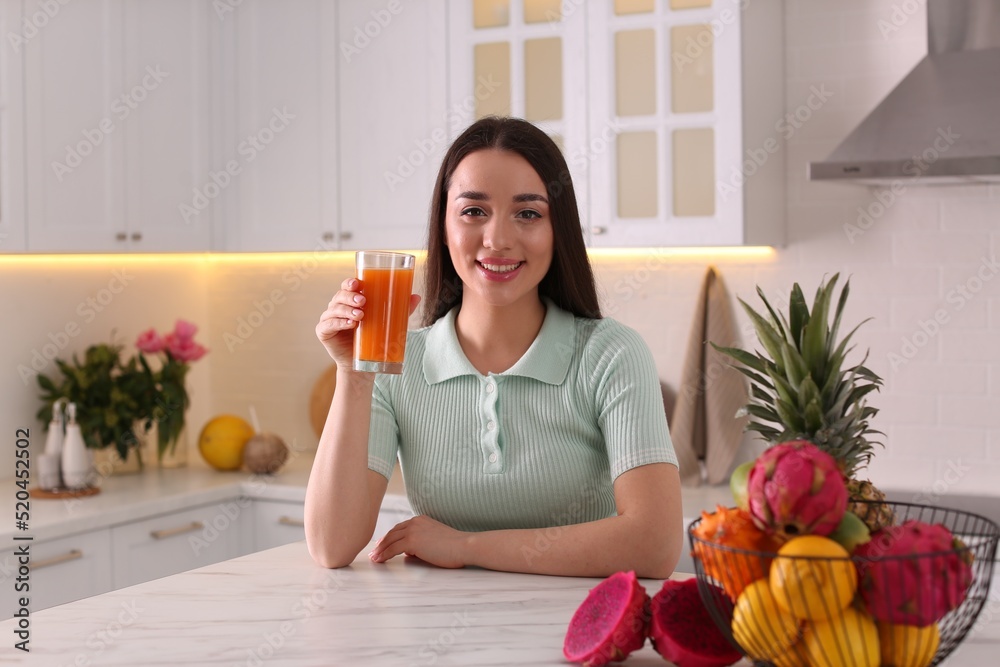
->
[[36, 341, 157, 465]]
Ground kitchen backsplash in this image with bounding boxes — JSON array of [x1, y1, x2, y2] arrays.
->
[[3, 1, 999, 497]]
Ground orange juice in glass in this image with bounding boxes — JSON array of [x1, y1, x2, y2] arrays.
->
[[354, 251, 415, 374]]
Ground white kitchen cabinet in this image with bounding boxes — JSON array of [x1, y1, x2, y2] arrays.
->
[[447, 0, 784, 248], [0, 0, 27, 251], [110, 501, 246, 589], [253, 497, 414, 552], [253, 499, 306, 552], [336, 0, 448, 251], [23, 0, 213, 252], [222, 0, 339, 251], [0, 528, 113, 619]]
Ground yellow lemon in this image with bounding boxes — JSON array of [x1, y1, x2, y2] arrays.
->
[[732, 578, 801, 662], [803, 607, 879, 667], [878, 622, 940, 667], [770, 639, 810, 667], [198, 415, 254, 471], [770, 536, 857, 620]]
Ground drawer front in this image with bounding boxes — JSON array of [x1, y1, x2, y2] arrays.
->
[[0, 528, 113, 618], [111, 500, 248, 589], [254, 500, 306, 552]]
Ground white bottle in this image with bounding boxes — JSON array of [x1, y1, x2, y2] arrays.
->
[[43, 398, 65, 458], [61, 403, 93, 489]]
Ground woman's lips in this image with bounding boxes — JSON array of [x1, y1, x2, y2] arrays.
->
[[476, 260, 524, 282]]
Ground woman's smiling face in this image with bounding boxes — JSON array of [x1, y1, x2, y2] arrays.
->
[[445, 149, 554, 311]]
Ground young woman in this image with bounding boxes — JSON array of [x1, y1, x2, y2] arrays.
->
[[306, 117, 682, 578]]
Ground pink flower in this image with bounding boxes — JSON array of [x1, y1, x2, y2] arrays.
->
[[165, 333, 208, 362], [173, 319, 198, 342], [135, 328, 166, 353]]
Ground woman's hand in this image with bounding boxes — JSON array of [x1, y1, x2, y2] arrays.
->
[[368, 515, 470, 569], [315, 278, 421, 368]]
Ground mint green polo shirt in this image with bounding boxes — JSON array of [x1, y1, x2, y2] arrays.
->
[[367, 299, 677, 532]]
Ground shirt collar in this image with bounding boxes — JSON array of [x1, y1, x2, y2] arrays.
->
[[422, 298, 575, 385]]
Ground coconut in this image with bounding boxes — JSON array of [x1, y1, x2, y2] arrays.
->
[[242, 432, 289, 474]]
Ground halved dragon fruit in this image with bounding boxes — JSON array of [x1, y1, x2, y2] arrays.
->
[[855, 520, 974, 626], [563, 571, 649, 666], [649, 578, 743, 667]]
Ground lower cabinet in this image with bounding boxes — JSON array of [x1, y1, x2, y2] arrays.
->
[[0, 528, 113, 617], [253, 498, 414, 553], [111, 501, 247, 590], [254, 500, 306, 552]]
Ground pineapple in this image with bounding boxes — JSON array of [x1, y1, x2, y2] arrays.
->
[[713, 274, 895, 532]]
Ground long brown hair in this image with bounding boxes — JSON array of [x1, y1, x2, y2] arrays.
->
[[422, 116, 601, 326]]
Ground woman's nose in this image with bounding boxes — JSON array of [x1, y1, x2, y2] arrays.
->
[[482, 216, 512, 250]]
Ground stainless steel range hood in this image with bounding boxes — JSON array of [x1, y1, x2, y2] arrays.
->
[[809, 0, 1000, 184]]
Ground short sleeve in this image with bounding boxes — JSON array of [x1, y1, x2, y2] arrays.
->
[[586, 321, 678, 480], [367, 378, 400, 480]]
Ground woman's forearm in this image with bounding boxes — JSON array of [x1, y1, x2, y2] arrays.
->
[[463, 512, 682, 579], [304, 370, 382, 568]]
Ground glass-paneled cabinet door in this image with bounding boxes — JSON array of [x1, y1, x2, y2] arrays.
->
[[447, 0, 591, 232], [587, 0, 745, 247]]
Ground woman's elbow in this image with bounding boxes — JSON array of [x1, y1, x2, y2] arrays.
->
[[307, 540, 359, 569], [634, 520, 684, 579]]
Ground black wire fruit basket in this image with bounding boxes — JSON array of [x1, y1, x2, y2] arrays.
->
[[688, 502, 999, 667]]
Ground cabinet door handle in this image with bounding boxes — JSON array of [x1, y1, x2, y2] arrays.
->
[[130, 232, 142, 242], [321, 231, 335, 242], [150, 521, 204, 540], [115, 232, 128, 241], [339, 231, 353, 241], [33, 549, 83, 570], [278, 516, 305, 527], [591, 226, 607, 235]]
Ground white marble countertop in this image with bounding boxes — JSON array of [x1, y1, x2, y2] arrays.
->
[[1, 540, 997, 666]]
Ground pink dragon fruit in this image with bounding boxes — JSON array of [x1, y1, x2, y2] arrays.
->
[[563, 571, 649, 666], [855, 520, 974, 626], [746, 440, 848, 540], [649, 578, 742, 667]]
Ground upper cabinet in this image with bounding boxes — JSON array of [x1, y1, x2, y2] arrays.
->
[[2, 0, 783, 253], [0, 0, 27, 251], [448, 0, 785, 247], [23, 0, 213, 252]]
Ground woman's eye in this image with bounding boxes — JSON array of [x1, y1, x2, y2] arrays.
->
[[461, 207, 486, 217], [517, 209, 542, 220]]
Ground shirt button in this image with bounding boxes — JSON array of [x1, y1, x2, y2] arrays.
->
[[487, 421, 496, 431], [486, 382, 495, 393], [488, 453, 498, 463]]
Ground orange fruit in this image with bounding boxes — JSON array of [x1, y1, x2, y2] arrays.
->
[[198, 415, 254, 471], [732, 578, 801, 662], [878, 622, 939, 667], [691, 505, 782, 600], [803, 607, 879, 667], [770, 536, 857, 620]]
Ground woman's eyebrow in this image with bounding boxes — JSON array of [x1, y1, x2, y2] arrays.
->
[[513, 193, 549, 204], [456, 190, 489, 201]]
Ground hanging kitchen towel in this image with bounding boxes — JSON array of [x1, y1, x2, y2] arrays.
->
[[670, 266, 749, 486]]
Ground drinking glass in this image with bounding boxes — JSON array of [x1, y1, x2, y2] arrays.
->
[[353, 251, 415, 374]]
